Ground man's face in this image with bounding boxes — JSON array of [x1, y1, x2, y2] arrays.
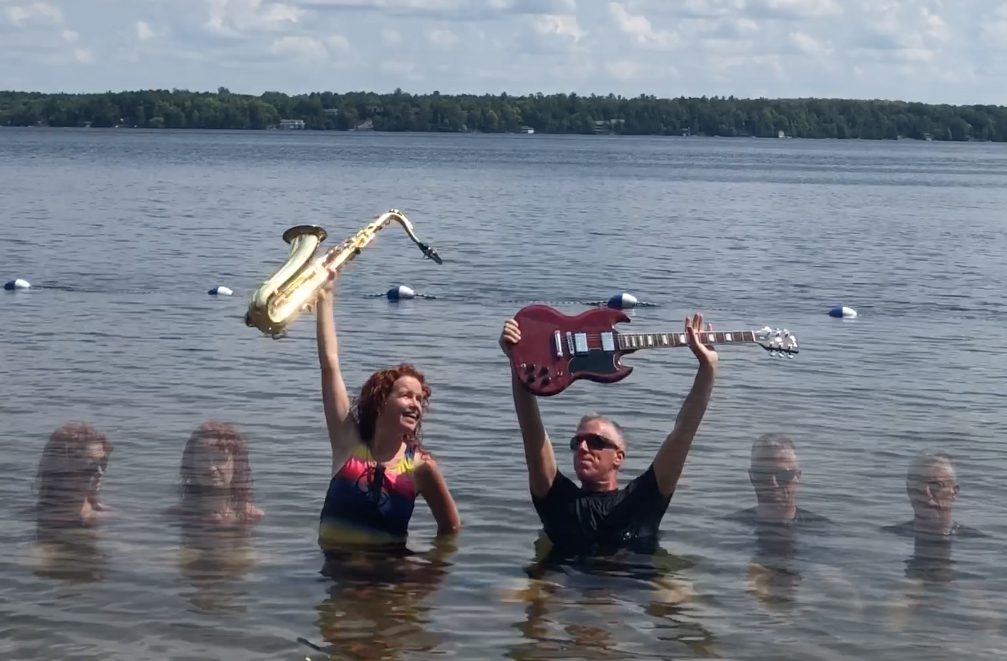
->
[[749, 448, 801, 509], [571, 419, 624, 485], [908, 461, 958, 521]]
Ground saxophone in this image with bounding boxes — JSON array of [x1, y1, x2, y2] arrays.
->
[[245, 209, 443, 337]]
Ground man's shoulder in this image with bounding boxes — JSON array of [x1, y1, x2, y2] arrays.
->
[[881, 520, 914, 536], [533, 470, 581, 506], [954, 522, 989, 538], [724, 507, 758, 523], [795, 508, 831, 526], [722, 506, 830, 529]]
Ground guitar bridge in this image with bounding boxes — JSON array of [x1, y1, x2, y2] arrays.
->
[[553, 330, 563, 358]]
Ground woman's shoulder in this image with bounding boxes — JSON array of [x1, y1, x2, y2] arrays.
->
[[410, 445, 441, 475], [242, 504, 265, 523]]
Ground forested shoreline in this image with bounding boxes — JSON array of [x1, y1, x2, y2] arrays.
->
[[3, 88, 1006, 141]]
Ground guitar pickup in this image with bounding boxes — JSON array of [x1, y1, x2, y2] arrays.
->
[[600, 332, 615, 352], [573, 332, 589, 355]]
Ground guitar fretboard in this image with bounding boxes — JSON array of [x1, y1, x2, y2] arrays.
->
[[617, 330, 757, 351]]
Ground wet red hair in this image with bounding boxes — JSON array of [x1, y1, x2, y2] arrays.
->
[[35, 422, 111, 522], [179, 421, 258, 520], [355, 363, 431, 444]]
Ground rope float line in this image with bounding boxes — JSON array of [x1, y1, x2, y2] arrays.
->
[[5, 280, 659, 310]]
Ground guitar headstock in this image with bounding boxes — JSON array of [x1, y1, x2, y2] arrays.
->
[[755, 327, 799, 357]]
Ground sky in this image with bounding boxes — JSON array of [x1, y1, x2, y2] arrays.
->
[[1, 0, 1005, 104]]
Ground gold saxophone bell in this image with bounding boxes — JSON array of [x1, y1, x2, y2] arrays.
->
[[245, 209, 443, 338]]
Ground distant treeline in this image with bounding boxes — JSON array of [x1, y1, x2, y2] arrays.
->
[[3, 88, 1007, 141]]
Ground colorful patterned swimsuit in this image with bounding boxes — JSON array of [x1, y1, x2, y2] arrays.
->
[[319, 443, 418, 548]]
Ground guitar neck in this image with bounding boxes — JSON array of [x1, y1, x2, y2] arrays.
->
[[617, 329, 758, 351]]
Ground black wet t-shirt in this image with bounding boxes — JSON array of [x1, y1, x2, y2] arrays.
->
[[532, 466, 671, 557]]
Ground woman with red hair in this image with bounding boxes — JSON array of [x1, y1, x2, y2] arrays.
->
[[174, 421, 264, 525], [316, 274, 460, 551], [34, 422, 112, 528]]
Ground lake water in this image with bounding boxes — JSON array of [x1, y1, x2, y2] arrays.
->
[[2, 128, 1006, 660]]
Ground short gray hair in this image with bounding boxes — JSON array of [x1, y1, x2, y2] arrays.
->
[[577, 413, 626, 447], [750, 432, 797, 466], [906, 450, 955, 490]]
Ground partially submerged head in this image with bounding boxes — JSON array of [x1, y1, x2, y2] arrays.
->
[[748, 433, 802, 512], [906, 450, 958, 524], [180, 421, 258, 521], [570, 413, 626, 489], [35, 423, 112, 527], [356, 363, 431, 446]]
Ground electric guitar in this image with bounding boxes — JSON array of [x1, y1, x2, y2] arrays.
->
[[509, 304, 798, 397]]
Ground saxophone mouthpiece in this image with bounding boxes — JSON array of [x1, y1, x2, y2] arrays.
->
[[419, 243, 444, 265]]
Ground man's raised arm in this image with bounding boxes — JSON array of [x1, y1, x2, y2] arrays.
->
[[651, 313, 719, 498], [500, 319, 558, 499]]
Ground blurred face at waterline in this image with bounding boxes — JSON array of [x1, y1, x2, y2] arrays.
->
[[908, 459, 958, 522], [36, 424, 112, 526], [749, 447, 801, 510], [190, 441, 235, 489]]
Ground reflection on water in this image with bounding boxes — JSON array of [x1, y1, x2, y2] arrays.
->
[[309, 538, 457, 661], [32, 527, 108, 584], [506, 535, 718, 659], [903, 535, 957, 585], [175, 521, 256, 614], [744, 525, 803, 611], [883, 534, 1003, 641]]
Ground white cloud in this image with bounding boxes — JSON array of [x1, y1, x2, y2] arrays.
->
[[381, 27, 401, 43], [921, 7, 949, 41], [269, 34, 327, 59], [4, 2, 63, 27], [135, 19, 155, 41], [608, 2, 677, 49], [982, 3, 1007, 44], [487, 0, 575, 13], [426, 26, 458, 47], [207, 0, 303, 36], [747, 0, 841, 18], [379, 59, 424, 80], [326, 33, 350, 52], [605, 59, 640, 80], [664, 0, 746, 18], [789, 31, 831, 56], [73, 46, 93, 63], [532, 13, 583, 42], [60, 28, 76, 41]]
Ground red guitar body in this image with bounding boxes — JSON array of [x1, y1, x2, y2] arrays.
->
[[511, 305, 633, 397]]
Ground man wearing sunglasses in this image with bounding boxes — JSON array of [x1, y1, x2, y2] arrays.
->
[[883, 451, 983, 539], [728, 433, 827, 528], [499, 312, 718, 558]]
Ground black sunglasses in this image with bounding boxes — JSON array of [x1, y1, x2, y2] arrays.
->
[[569, 433, 620, 452], [749, 468, 799, 484]]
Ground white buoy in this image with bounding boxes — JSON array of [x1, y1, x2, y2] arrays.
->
[[607, 292, 638, 310], [386, 285, 416, 301], [828, 305, 857, 319], [3, 278, 31, 290], [207, 286, 233, 296]]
